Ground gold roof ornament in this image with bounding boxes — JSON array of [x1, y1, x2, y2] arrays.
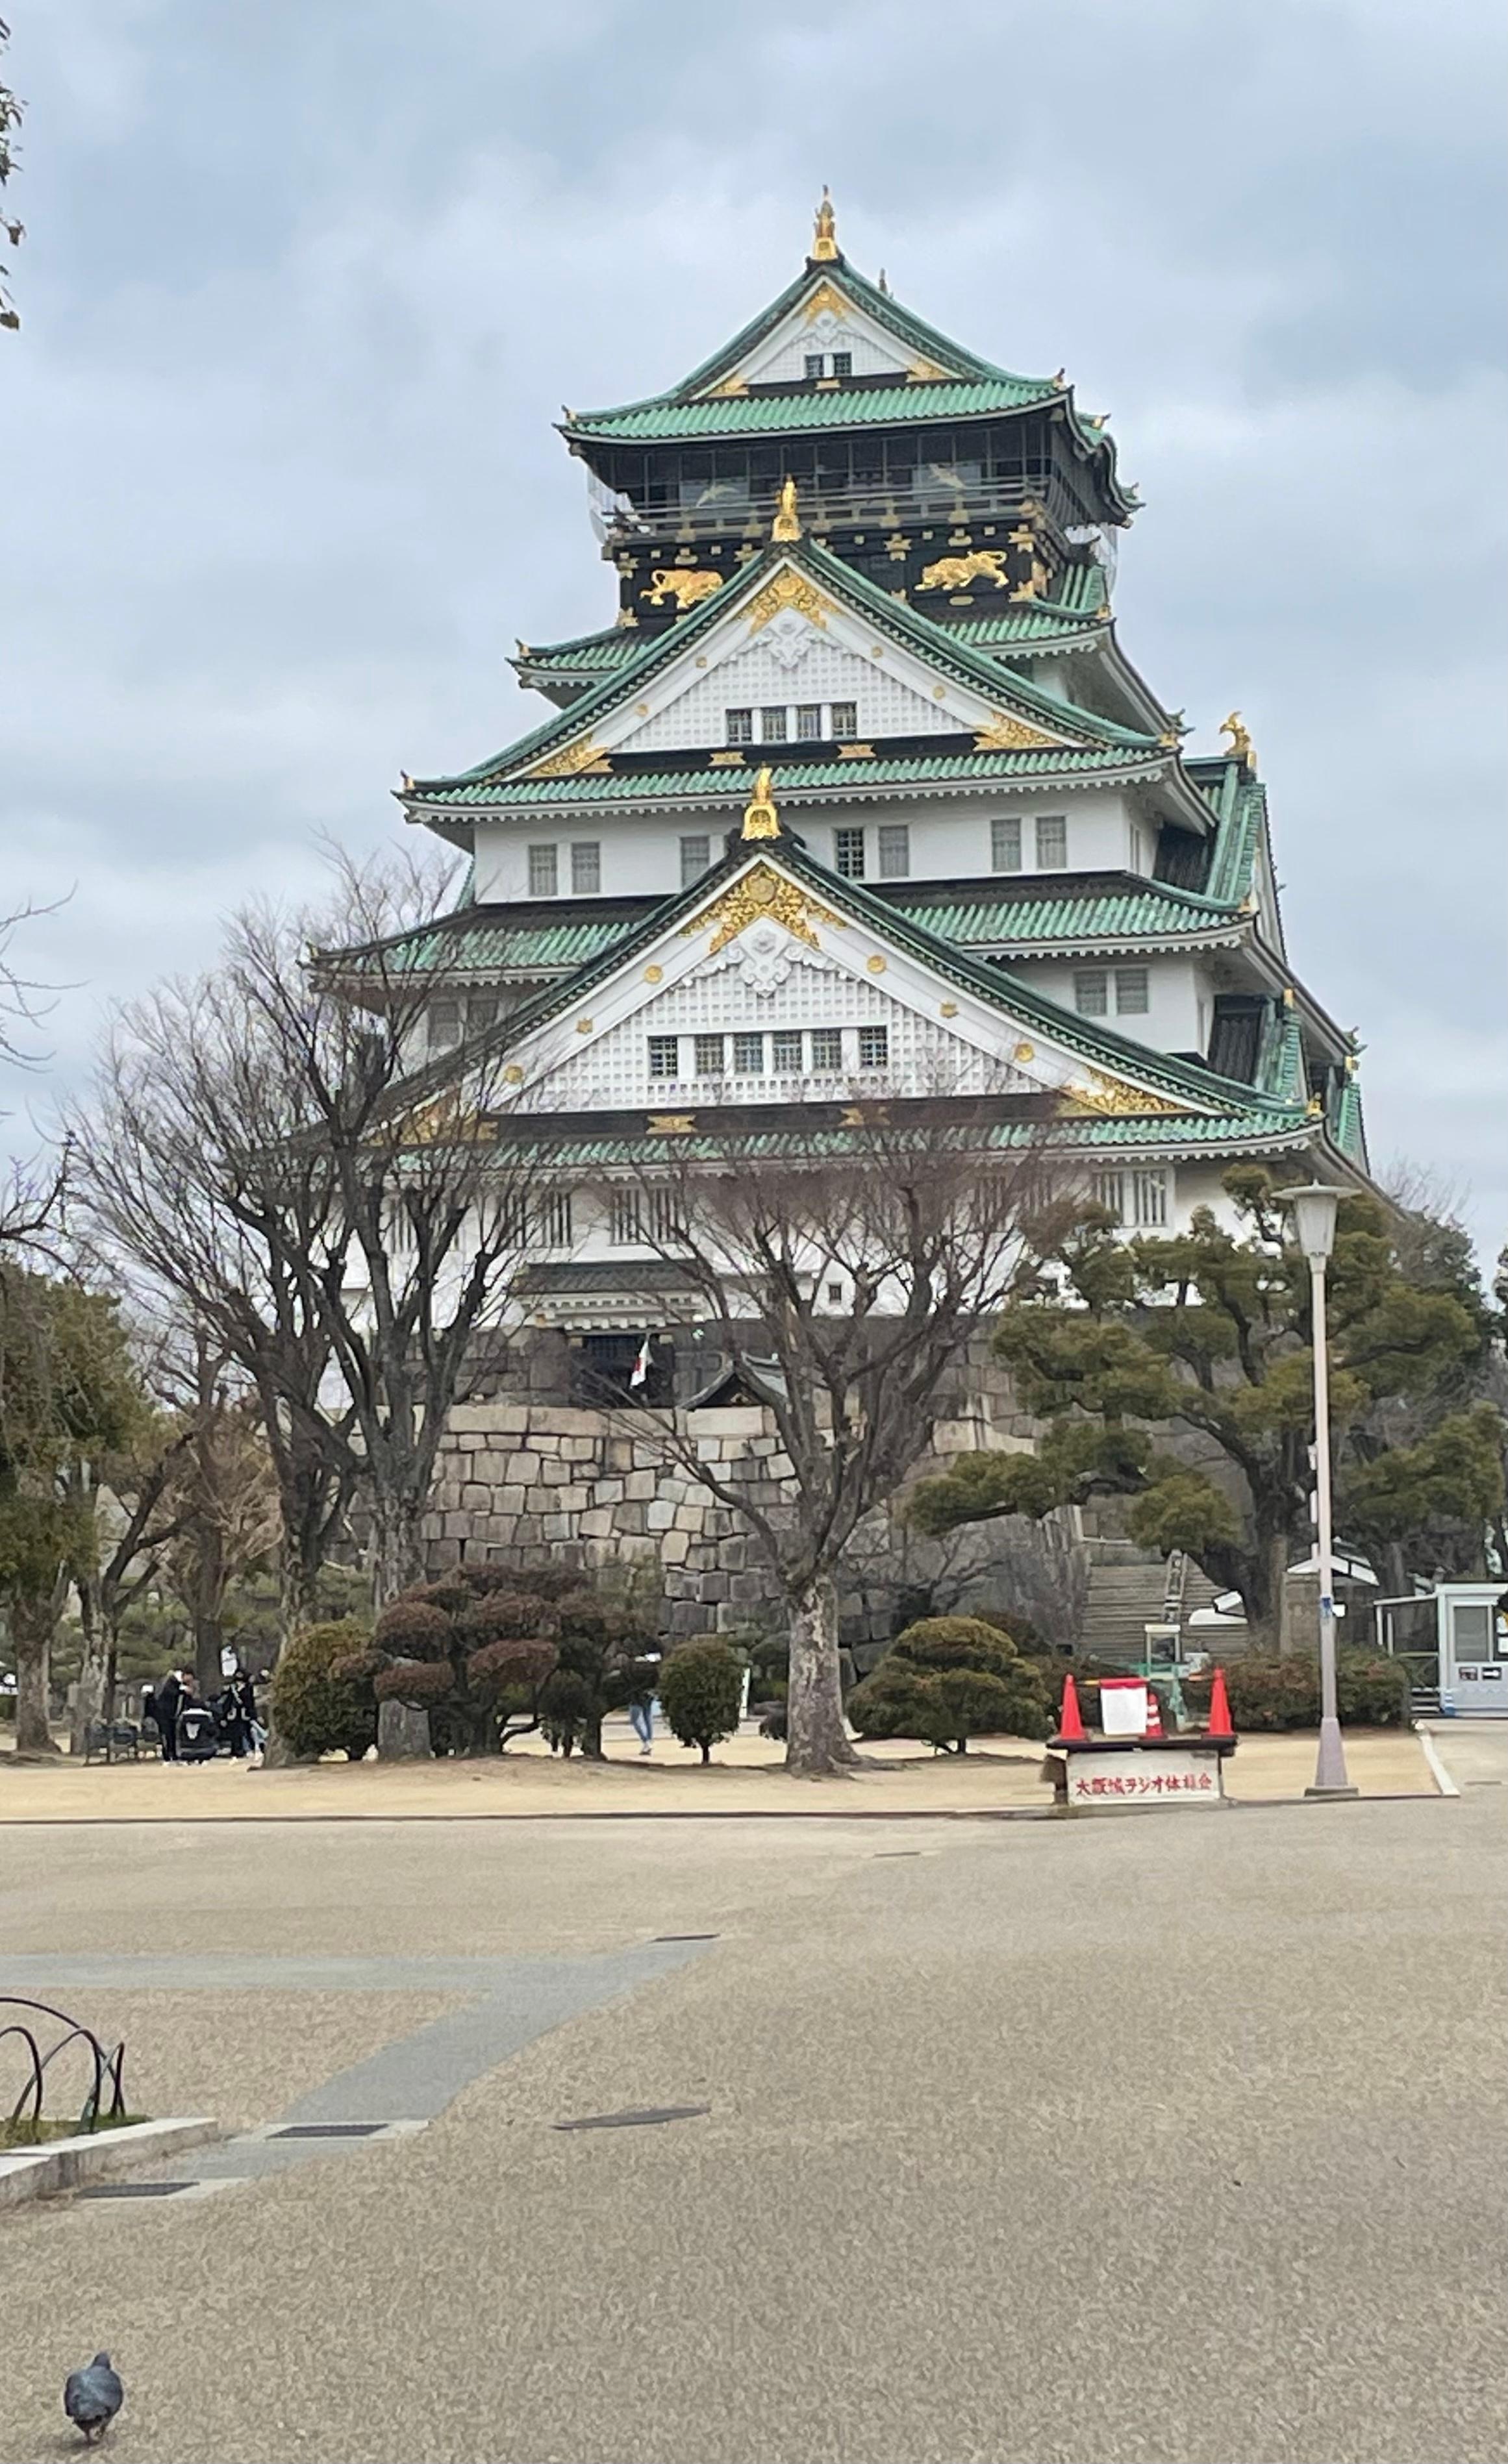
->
[[741, 765, 781, 840], [399, 771, 416, 794], [811, 186, 839, 262], [772, 475, 802, 541], [1220, 710, 1257, 771]]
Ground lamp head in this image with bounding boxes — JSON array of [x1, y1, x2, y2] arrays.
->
[[1273, 1182, 1340, 1265]]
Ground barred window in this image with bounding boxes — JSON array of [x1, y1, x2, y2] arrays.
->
[[833, 827, 866, 879], [469, 994, 499, 1034], [877, 824, 910, 878], [857, 1025, 889, 1069], [570, 841, 601, 895], [1036, 814, 1068, 869], [811, 1028, 844, 1071], [991, 816, 1022, 873], [831, 351, 852, 379], [1116, 967, 1150, 1015], [694, 1034, 725, 1076], [427, 999, 461, 1051], [733, 1032, 765, 1075], [760, 706, 788, 743], [647, 1034, 679, 1078], [725, 707, 753, 745], [772, 1029, 803, 1072], [679, 834, 710, 887], [1074, 971, 1109, 1017], [609, 1189, 641, 1247], [831, 701, 857, 738], [804, 353, 824, 380], [538, 1189, 573, 1248], [1131, 1168, 1169, 1227], [527, 843, 558, 897], [796, 703, 823, 741], [1092, 1172, 1124, 1222], [645, 1186, 681, 1244]]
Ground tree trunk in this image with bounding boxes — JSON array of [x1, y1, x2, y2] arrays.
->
[[11, 1597, 61, 1758], [1247, 1530, 1288, 1656], [70, 1580, 106, 1758], [785, 1574, 858, 1776], [371, 1500, 432, 1759]]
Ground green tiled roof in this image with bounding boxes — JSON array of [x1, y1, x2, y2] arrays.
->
[[565, 377, 1057, 445], [486, 1110, 1316, 1170], [424, 741, 1165, 813], [561, 256, 1135, 517], [513, 628, 640, 681], [409, 535, 1161, 806], [895, 881, 1244, 950]]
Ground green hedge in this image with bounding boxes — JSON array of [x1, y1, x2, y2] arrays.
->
[[270, 1618, 377, 1760], [1180, 1652, 1410, 1732]]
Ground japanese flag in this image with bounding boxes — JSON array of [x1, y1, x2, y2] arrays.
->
[[629, 1336, 652, 1389]]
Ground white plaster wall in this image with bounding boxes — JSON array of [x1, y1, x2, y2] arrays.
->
[[471, 788, 1143, 906], [620, 632, 955, 753], [1010, 955, 1213, 1055], [734, 300, 912, 386]]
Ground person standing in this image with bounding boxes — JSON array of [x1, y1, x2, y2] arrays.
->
[[153, 1668, 183, 1762], [223, 1667, 257, 1758]]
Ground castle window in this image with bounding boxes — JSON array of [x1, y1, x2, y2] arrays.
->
[[527, 843, 559, 897], [810, 1028, 844, 1071], [1131, 1168, 1169, 1227], [1036, 814, 1068, 869], [679, 834, 711, 886], [427, 999, 461, 1051], [796, 704, 823, 741], [858, 1025, 890, 1069], [570, 841, 601, 895], [991, 817, 1022, 873], [1092, 1171, 1124, 1222], [831, 701, 858, 738], [609, 1189, 642, 1247], [725, 707, 753, 745], [833, 827, 866, 879], [538, 1189, 573, 1248], [647, 1034, 679, 1079], [694, 1034, 725, 1076], [1074, 971, 1109, 1017], [772, 1030, 803, 1073], [733, 1032, 766, 1075], [1115, 967, 1150, 1015], [760, 706, 788, 743], [877, 824, 910, 878], [469, 995, 499, 1034], [805, 353, 825, 381], [831, 351, 852, 380]]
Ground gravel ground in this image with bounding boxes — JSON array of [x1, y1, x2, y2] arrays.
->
[[0, 1744, 1502, 2464]]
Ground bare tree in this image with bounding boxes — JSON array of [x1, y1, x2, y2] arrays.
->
[[68, 851, 549, 1707], [0, 16, 21, 332], [607, 1112, 1048, 1776]]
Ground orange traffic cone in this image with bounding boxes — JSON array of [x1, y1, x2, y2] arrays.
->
[[1059, 1673, 1087, 1741], [1144, 1685, 1164, 1739], [1207, 1666, 1234, 1738]]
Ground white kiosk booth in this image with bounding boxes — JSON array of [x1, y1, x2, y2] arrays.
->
[[1437, 1583, 1508, 1717]]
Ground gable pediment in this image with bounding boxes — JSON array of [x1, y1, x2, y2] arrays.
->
[[695, 275, 939, 393], [462, 850, 1213, 1125], [519, 554, 1087, 772]]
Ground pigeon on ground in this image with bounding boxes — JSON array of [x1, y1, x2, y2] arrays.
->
[[63, 2354, 123, 2445]]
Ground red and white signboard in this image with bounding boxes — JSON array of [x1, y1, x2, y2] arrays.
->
[[1066, 1749, 1224, 1809]]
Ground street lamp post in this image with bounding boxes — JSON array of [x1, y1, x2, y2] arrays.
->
[[1274, 1184, 1358, 1799]]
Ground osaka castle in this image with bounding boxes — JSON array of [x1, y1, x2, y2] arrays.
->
[[337, 192, 1370, 1380]]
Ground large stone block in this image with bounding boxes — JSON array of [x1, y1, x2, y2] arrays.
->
[[659, 1530, 690, 1565], [623, 1470, 657, 1501], [673, 1503, 705, 1533], [646, 1500, 675, 1532], [579, 1508, 615, 1539], [686, 1406, 766, 1439], [542, 1513, 574, 1542], [558, 1484, 590, 1512], [461, 1482, 490, 1511]]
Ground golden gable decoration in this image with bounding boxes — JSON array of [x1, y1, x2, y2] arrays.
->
[[803, 279, 849, 323], [681, 862, 846, 958], [1061, 1072, 1188, 1119], [744, 569, 835, 635], [527, 736, 612, 778], [974, 713, 1061, 752]]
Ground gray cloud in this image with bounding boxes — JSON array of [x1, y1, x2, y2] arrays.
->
[[2, 0, 1504, 1247]]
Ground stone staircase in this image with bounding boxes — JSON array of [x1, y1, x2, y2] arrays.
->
[[1081, 1541, 1231, 1661]]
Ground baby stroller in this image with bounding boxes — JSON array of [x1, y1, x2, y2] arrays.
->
[[177, 1701, 220, 1763]]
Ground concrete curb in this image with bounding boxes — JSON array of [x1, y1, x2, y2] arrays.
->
[[0, 2117, 221, 2211], [1414, 1724, 1460, 1798]]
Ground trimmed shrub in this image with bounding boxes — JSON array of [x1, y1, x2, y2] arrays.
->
[[660, 1639, 745, 1764], [270, 1618, 377, 1761], [1181, 1652, 1410, 1731], [849, 1616, 1051, 1752]]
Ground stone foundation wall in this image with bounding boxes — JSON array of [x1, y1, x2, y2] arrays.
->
[[423, 1335, 1046, 1647]]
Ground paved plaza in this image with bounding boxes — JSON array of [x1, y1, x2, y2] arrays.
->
[[0, 1728, 1504, 2464]]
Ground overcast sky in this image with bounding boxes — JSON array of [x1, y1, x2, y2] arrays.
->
[[2, 0, 1504, 1251]]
